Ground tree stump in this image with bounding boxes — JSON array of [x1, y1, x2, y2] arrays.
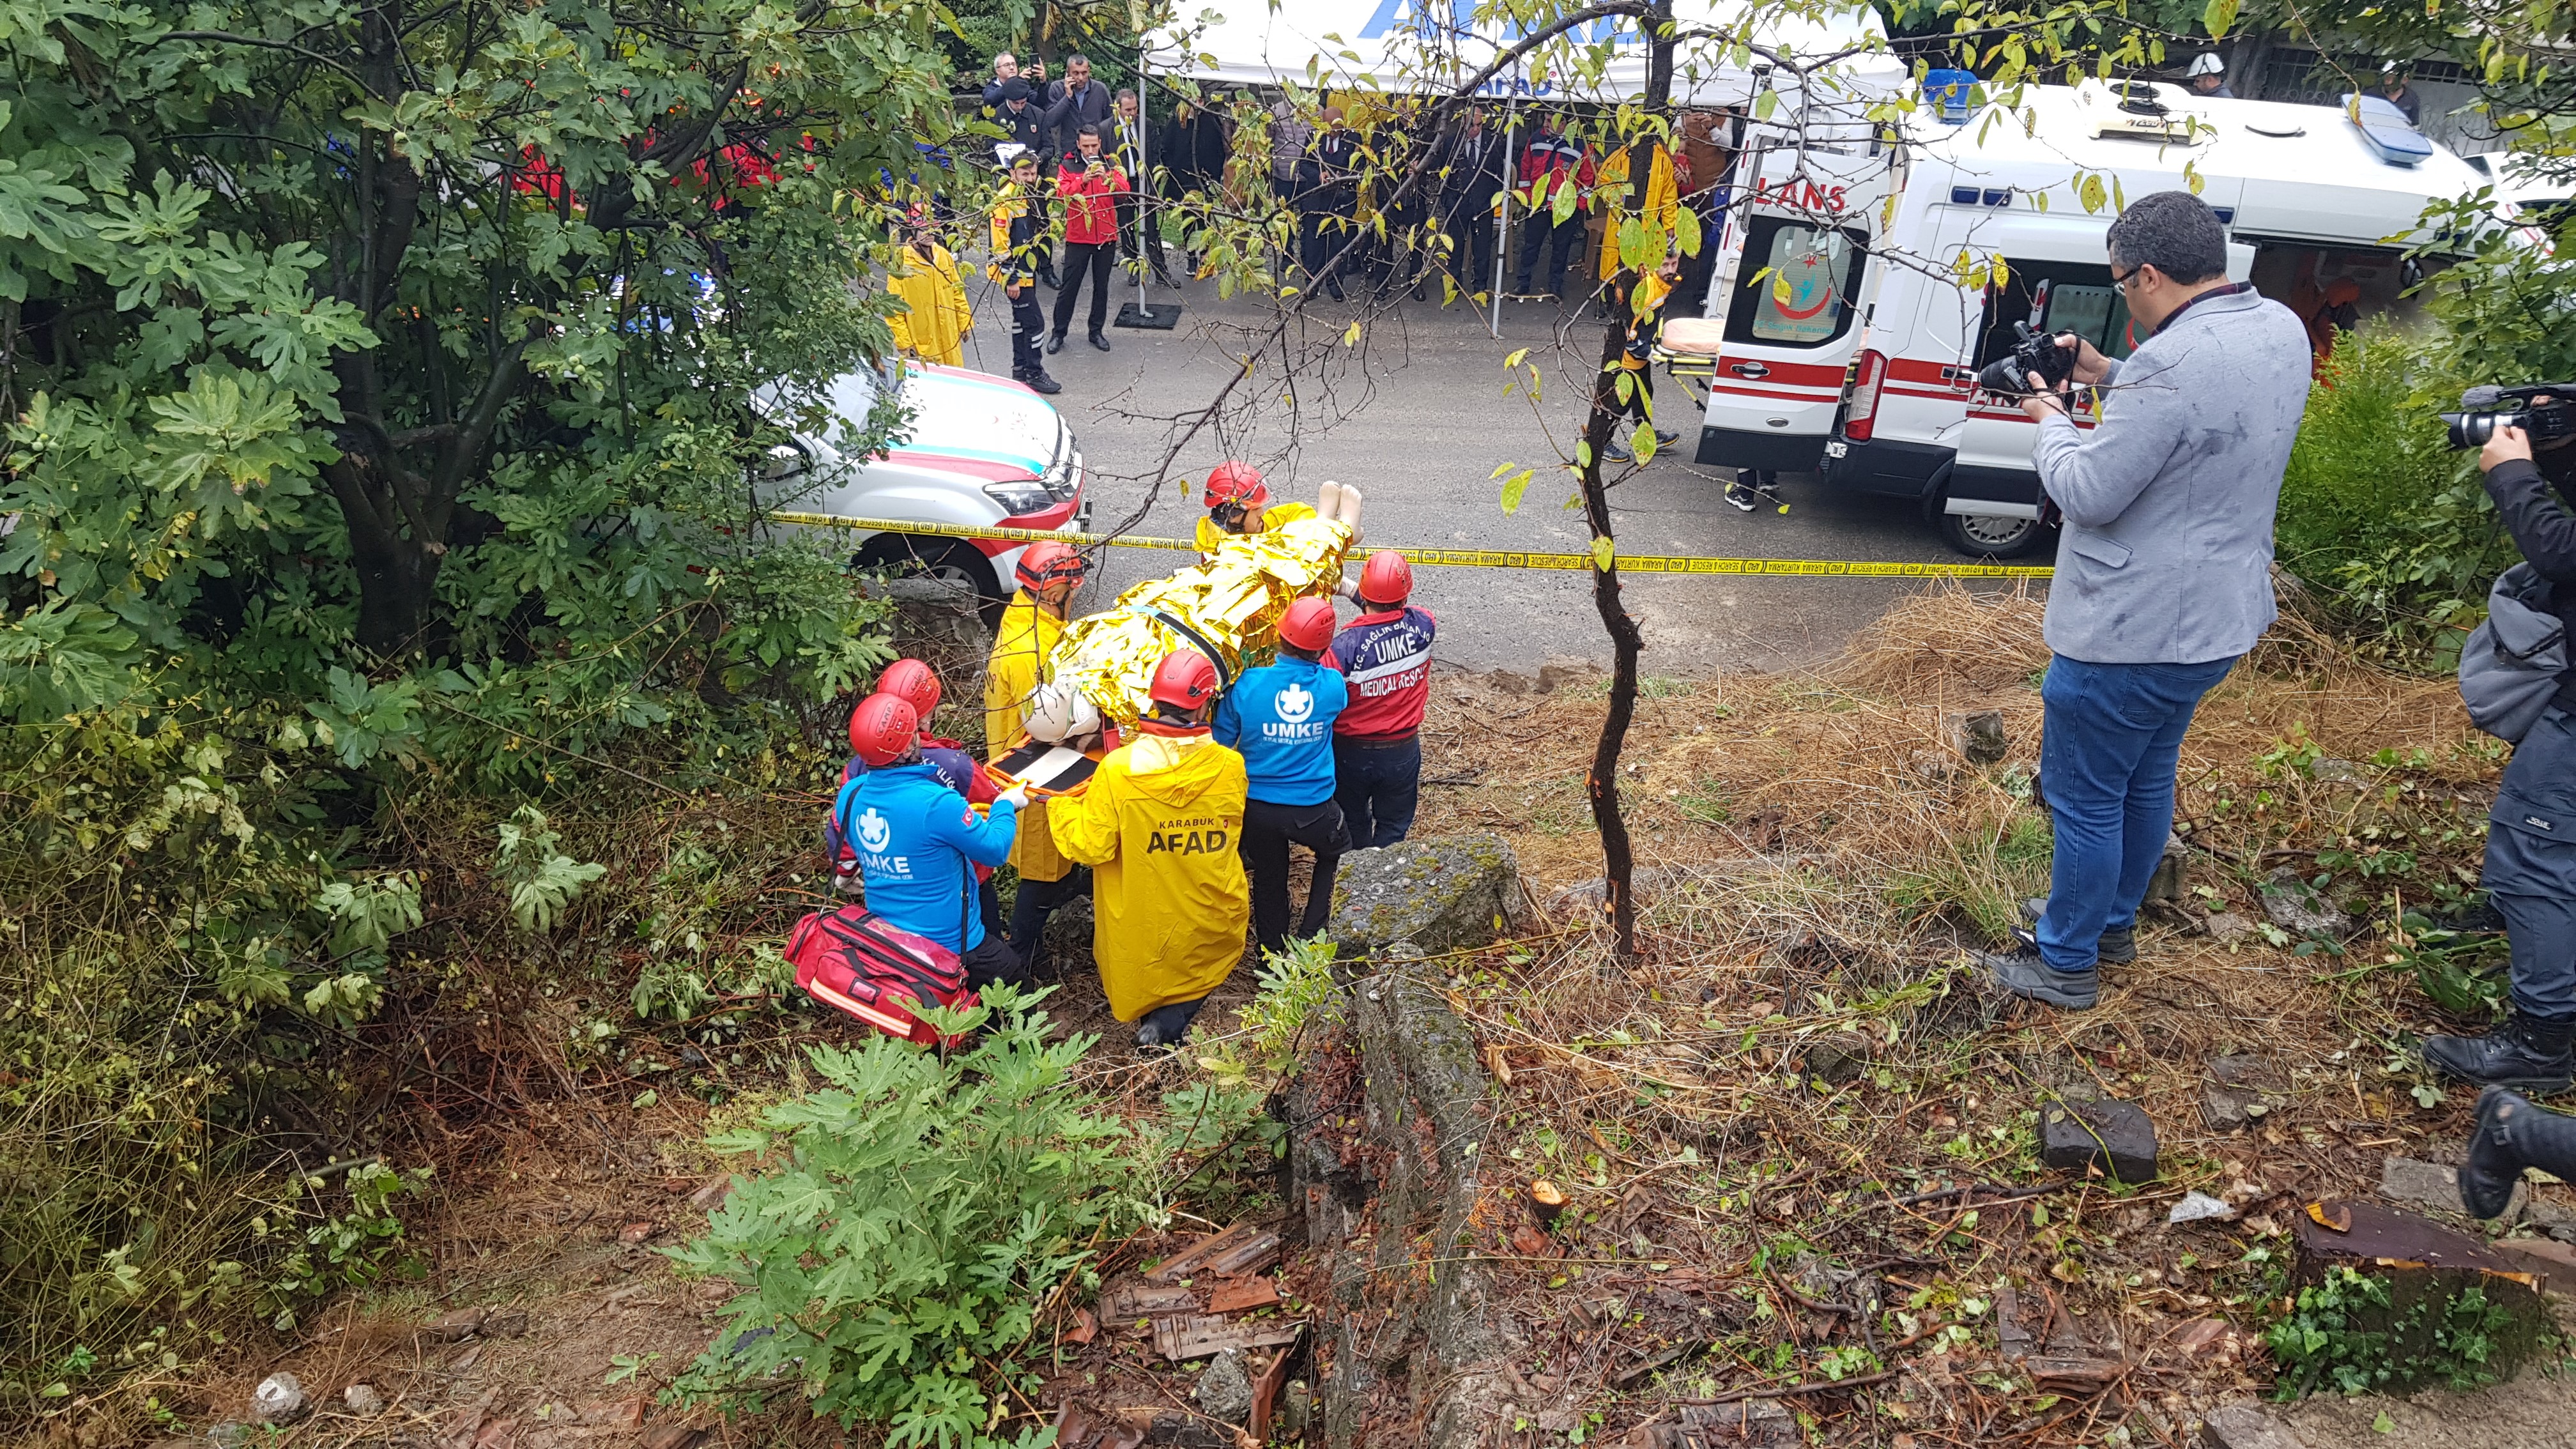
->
[[2280, 1200, 2550, 1396]]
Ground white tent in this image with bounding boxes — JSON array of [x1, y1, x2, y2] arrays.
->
[[1141, 0, 1907, 109]]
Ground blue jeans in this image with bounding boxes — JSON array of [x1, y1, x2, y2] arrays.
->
[[2487, 707, 2576, 1018], [1334, 735, 1422, 850], [2035, 654, 2238, 973]]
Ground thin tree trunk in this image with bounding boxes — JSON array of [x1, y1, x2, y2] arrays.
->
[[1575, 1, 1675, 963]]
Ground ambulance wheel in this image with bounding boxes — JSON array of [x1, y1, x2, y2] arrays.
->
[[1938, 509, 2056, 560], [854, 536, 1008, 632]]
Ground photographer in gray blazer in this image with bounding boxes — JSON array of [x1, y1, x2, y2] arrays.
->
[[1977, 190, 2312, 1009]]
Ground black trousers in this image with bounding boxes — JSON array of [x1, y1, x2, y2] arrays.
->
[[1008, 866, 1092, 976], [1052, 239, 1117, 338], [1006, 284, 1046, 373], [1239, 797, 1351, 956], [1443, 189, 1496, 293], [1515, 211, 1583, 295], [962, 930, 1026, 990], [1301, 205, 1354, 285]]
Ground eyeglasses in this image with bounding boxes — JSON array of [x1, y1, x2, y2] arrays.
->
[[2111, 266, 2143, 293]]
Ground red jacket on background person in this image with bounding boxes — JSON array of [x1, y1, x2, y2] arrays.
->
[[1516, 134, 1595, 210], [1329, 605, 1438, 742], [1055, 154, 1131, 245]]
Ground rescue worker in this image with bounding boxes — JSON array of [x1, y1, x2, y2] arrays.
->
[[827, 661, 1000, 923], [983, 540, 1098, 975], [835, 693, 1031, 988], [1050, 650, 1252, 1050], [2379, 63, 2423, 126], [989, 151, 1062, 395], [1196, 461, 1317, 558], [1213, 597, 1351, 955], [1590, 138, 1678, 296], [2184, 52, 2232, 98], [1513, 114, 1593, 300], [1329, 551, 1436, 848], [1604, 250, 1683, 465], [887, 208, 971, 367]]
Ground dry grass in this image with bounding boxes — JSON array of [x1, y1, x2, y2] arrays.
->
[[1356, 582, 2529, 1448]]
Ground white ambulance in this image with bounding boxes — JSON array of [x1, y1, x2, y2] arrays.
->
[[1684, 80, 2492, 556]]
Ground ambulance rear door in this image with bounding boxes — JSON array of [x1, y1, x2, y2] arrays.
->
[[1690, 146, 1893, 475]]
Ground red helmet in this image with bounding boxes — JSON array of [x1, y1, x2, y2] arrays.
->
[[1358, 549, 1413, 606], [1277, 597, 1338, 652], [1203, 461, 1269, 510], [877, 659, 942, 720], [848, 693, 921, 767], [1015, 540, 1089, 592], [1148, 650, 1221, 711]]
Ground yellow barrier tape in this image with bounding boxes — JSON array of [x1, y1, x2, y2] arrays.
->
[[768, 511, 2057, 580]]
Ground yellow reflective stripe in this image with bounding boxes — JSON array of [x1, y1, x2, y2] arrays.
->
[[769, 512, 2055, 579]]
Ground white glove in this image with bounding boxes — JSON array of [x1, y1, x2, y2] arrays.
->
[[994, 782, 1032, 810]]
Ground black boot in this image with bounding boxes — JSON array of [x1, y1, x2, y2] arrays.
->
[[1088, 328, 1112, 353], [2459, 1087, 2576, 1217], [2423, 1012, 2576, 1093], [1020, 367, 1062, 396]]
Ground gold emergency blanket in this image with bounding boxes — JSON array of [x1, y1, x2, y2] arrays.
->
[[1052, 515, 1354, 723]]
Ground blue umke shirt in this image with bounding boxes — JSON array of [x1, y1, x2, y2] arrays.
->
[[1212, 655, 1349, 806], [833, 762, 1019, 953]]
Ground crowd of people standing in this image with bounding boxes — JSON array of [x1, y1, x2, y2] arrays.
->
[[877, 45, 1748, 391]]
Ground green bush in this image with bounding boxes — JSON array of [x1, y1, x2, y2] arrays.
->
[[668, 987, 1155, 1449], [2273, 330, 2506, 664]]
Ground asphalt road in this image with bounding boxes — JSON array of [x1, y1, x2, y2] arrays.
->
[[953, 264, 2034, 675]]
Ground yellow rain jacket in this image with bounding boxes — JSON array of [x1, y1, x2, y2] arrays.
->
[[1195, 500, 1319, 560], [888, 242, 970, 367], [1049, 728, 1250, 1021], [1594, 144, 1679, 284], [984, 589, 1074, 883]]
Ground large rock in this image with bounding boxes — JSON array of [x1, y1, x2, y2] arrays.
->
[[1285, 974, 1509, 1449], [2259, 866, 2352, 939], [2040, 1098, 2158, 1184], [1326, 834, 1533, 962]]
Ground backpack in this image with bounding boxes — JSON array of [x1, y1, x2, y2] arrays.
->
[[786, 904, 976, 1048], [2459, 563, 2569, 744]]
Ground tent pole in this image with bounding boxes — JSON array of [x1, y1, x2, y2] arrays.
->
[[1136, 36, 1153, 317], [1489, 89, 1515, 339]]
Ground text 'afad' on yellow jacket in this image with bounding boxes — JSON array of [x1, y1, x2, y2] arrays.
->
[[984, 590, 1075, 884], [1048, 729, 1250, 1022]]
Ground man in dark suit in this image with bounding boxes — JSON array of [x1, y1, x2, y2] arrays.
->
[[1301, 107, 1358, 302], [1438, 108, 1510, 298], [1042, 55, 1114, 166], [1109, 89, 1174, 285]]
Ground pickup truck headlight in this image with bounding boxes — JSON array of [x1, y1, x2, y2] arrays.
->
[[983, 479, 1054, 517]]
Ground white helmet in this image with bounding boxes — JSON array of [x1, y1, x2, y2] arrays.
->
[[1022, 680, 1101, 744], [2187, 52, 2225, 77]]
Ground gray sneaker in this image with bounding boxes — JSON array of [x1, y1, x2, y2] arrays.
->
[[1977, 940, 2099, 1009], [2019, 898, 2135, 964]]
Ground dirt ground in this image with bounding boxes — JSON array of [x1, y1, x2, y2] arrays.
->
[[159, 584, 2576, 1449]]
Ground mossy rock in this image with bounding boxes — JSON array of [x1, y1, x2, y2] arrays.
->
[[1324, 833, 1531, 963]]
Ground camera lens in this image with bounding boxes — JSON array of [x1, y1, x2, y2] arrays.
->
[[2442, 411, 2497, 450]]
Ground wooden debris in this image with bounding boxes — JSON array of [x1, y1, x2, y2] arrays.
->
[[1248, 1342, 1298, 1443], [1061, 1307, 1099, 1346], [1529, 1179, 1568, 1226], [1612, 1338, 1707, 1388], [1100, 1278, 1200, 1321], [1206, 1276, 1281, 1315], [1046, 1402, 1146, 1449], [1144, 1223, 1280, 1284], [1151, 1314, 1307, 1361]]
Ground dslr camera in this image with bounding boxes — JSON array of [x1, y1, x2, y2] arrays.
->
[[1976, 280, 2080, 399], [2445, 383, 2576, 450]]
